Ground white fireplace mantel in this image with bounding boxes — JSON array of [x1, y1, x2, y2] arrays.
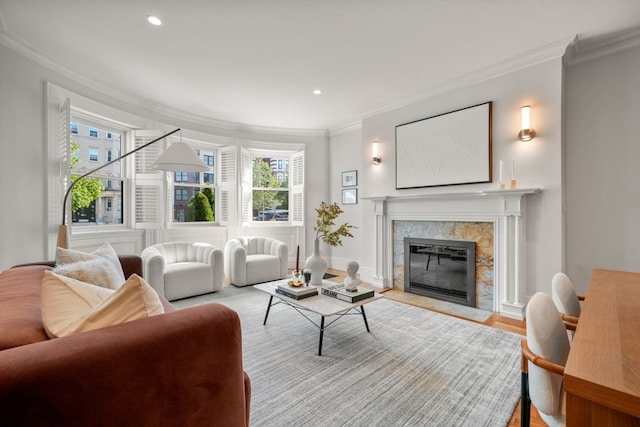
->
[[362, 188, 542, 320]]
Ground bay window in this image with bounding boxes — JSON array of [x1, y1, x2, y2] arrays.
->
[[50, 84, 303, 246]]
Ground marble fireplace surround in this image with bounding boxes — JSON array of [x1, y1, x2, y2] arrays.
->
[[363, 188, 541, 320]]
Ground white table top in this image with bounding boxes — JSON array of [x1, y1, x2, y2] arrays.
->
[[254, 279, 382, 316]]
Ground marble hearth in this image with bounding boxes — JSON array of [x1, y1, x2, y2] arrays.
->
[[398, 222, 492, 310], [363, 188, 541, 320]]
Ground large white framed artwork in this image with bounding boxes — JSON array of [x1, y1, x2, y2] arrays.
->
[[395, 102, 492, 189]]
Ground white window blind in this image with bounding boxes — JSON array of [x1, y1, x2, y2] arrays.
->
[[218, 145, 238, 226], [56, 98, 72, 229], [290, 150, 304, 226], [133, 130, 163, 229], [240, 147, 251, 226]]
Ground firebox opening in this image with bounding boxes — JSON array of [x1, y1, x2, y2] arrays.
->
[[404, 238, 476, 307]]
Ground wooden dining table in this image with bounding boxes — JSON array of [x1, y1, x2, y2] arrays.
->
[[564, 268, 640, 426]]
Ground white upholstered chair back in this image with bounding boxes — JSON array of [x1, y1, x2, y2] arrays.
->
[[151, 242, 218, 264], [526, 292, 570, 426], [238, 236, 285, 256], [551, 273, 581, 318]]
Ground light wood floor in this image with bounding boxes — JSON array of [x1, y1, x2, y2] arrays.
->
[[323, 268, 545, 427]]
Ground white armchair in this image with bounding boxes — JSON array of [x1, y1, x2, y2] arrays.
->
[[141, 242, 223, 301], [224, 237, 288, 287]]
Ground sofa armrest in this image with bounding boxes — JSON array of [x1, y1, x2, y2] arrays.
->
[[274, 241, 289, 277], [201, 245, 224, 292], [224, 240, 247, 286], [0, 303, 250, 427], [13, 255, 142, 280], [141, 246, 166, 297], [118, 254, 143, 278]]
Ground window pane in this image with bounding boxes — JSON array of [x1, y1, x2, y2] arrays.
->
[[252, 190, 288, 221], [99, 179, 123, 224], [252, 157, 289, 189], [170, 147, 215, 223], [89, 147, 99, 161], [252, 156, 289, 222], [71, 178, 123, 225], [173, 186, 215, 222], [70, 121, 123, 226]]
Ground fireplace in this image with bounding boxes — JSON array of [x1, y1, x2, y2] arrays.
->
[[404, 238, 476, 307], [364, 188, 541, 319]]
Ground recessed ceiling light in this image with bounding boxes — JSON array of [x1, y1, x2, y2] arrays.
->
[[147, 15, 162, 26], [313, 89, 322, 95]]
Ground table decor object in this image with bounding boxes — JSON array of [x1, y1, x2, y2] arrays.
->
[[305, 202, 356, 285], [321, 283, 374, 303]]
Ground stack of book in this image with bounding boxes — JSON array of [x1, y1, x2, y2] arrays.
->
[[276, 282, 318, 300], [321, 284, 374, 303]]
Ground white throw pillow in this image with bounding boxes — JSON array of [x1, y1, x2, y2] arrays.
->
[[41, 271, 164, 339], [52, 257, 124, 290], [56, 242, 126, 286]]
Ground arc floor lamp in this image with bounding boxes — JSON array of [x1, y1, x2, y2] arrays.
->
[[57, 128, 208, 249]]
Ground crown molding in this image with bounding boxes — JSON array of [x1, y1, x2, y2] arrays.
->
[[329, 120, 362, 137], [0, 29, 328, 140], [563, 26, 640, 67], [351, 37, 573, 126]]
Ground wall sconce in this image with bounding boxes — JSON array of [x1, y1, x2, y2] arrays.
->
[[372, 140, 381, 165], [518, 105, 536, 141]]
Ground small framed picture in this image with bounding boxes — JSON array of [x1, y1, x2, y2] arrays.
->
[[342, 188, 358, 205], [342, 170, 358, 187]]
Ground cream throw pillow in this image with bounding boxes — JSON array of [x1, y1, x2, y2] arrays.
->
[[41, 271, 164, 339], [56, 242, 126, 286], [52, 257, 124, 290]]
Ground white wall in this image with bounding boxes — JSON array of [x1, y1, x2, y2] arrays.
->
[[564, 44, 640, 293], [0, 43, 329, 271], [326, 127, 363, 271], [0, 45, 50, 267], [354, 59, 564, 299]]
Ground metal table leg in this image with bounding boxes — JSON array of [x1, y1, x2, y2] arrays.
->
[[263, 295, 274, 325], [318, 316, 325, 356], [361, 305, 370, 332]]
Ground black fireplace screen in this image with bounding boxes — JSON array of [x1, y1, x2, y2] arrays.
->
[[404, 238, 476, 307]]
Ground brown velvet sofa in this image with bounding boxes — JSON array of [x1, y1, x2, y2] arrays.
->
[[0, 255, 251, 426]]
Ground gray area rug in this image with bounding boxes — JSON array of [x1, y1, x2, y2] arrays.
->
[[175, 285, 521, 427]]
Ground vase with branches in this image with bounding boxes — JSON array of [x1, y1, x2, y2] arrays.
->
[[313, 201, 356, 246], [305, 202, 356, 285]]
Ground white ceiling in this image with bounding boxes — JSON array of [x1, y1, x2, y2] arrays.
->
[[1, 0, 639, 131]]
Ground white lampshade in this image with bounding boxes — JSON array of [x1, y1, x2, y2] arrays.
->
[[521, 105, 531, 130], [151, 142, 209, 172]]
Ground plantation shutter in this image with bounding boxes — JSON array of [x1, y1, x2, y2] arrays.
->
[[218, 145, 238, 226], [133, 130, 164, 229], [290, 150, 304, 226], [240, 147, 251, 226], [55, 98, 72, 230]]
